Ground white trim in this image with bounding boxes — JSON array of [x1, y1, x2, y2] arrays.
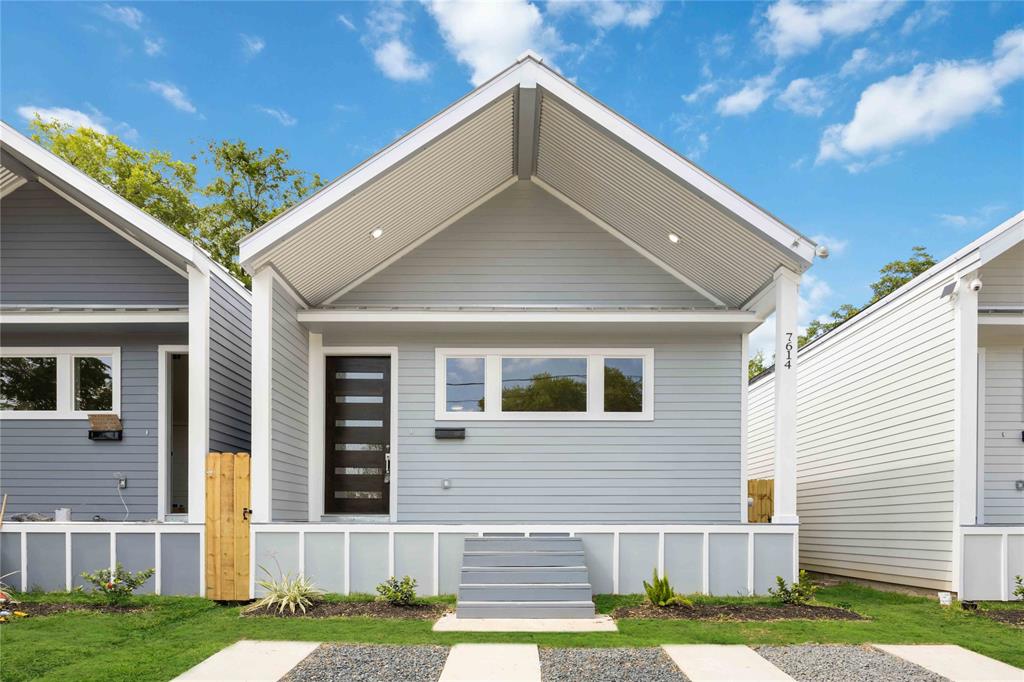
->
[[186, 266, 210, 525], [0, 346, 121, 420], [267, 267, 309, 310], [323, 178, 519, 305], [531, 177, 728, 307], [0, 310, 189, 325], [299, 308, 758, 325], [739, 332, 749, 522], [434, 348, 654, 421], [0, 174, 27, 198], [307, 333, 325, 521], [64, 532, 72, 590], [154, 529, 163, 595], [320, 346, 400, 522], [771, 269, 800, 524], [979, 314, 1024, 326], [612, 531, 620, 593], [250, 268, 274, 523], [157, 345, 189, 521], [976, 348, 987, 526], [746, 531, 754, 596]]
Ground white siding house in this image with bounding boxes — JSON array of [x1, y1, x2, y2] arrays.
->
[[748, 213, 1024, 600]]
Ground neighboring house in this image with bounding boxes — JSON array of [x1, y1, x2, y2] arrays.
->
[[0, 122, 251, 594], [237, 53, 822, 609], [748, 213, 1024, 601]]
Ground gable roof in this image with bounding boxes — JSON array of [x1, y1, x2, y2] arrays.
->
[[238, 53, 818, 309]]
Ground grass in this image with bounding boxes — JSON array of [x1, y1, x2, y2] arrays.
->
[[0, 584, 1020, 681]]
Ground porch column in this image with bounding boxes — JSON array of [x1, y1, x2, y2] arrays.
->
[[772, 267, 801, 524], [250, 267, 274, 523], [186, 263, 210, 524], [953, 273, 980, 528]]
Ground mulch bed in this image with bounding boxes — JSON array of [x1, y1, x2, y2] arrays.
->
[[613, 603, 865, 621], [242, 600, 449, 620], [2, 601, 148, 618], [977, 609, 1024, 627]]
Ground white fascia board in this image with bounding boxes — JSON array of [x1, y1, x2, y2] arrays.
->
[[0, 121, 199, 268], [0, 310, 189, 324], [237, 66, 527, 268], [297, 309, 757, 324], [978, 211, 1024, 266]]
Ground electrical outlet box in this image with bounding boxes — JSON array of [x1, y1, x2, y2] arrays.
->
[[114, 473, 127, 489]]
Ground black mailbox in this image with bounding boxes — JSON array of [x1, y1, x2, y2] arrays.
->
[[435, 427, 466, 440]]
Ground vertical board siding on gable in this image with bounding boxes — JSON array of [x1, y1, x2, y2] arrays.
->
[[337, 182, 715, 308], [0, 338, 170, 520], [746, 281, 957, 590], [208, 275, 252, 452], [979, 243, 1023, 308], [328, 330, 742, 523], [982, 347, 1024, 524], [0, 182, 187, 306], [270, 281, 308, 521]]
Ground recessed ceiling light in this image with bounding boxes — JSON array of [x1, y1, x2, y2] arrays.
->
[[668, 233, 680, 243], [370, 228, 384, 239]]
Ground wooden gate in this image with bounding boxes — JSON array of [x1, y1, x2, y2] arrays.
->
[[747, 479, 774, 523], [205, 452, 251, 600]]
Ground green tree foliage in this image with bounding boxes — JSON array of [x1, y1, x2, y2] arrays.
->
[[501, 373, 587, 412], [0, 357, 57, 410], [748, 349, 769, 380], [28, 118, 201, 239], [603, 365, 642, 412], [199, 140, 323, 284]]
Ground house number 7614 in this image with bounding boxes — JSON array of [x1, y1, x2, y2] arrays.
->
[[784, 332, 794, 369]]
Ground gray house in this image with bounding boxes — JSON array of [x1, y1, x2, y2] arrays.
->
[[0, 122, 250, 593], [237, 54, 822, 613]]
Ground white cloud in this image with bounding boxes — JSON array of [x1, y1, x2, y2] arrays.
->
[[373, 39, 431, 81], [147, 80, 197, 114], [711, 33, 733, 58], [839, 46, 917, 78], [257, 106, 297, 127], [937, 203, 1008, 230], [686, 132, 710, 160], [839, 47, 870, 77], [427, 0, 564, 86], [337, 14, 356, 30], [681, 81, 717, 104], [143, 37, 165, 56], [777, 76, 829, 116], [759, 0, 902, 59], [818, 28, 1024, 168], [748, 273, 835, 359], [549, 1, 663, 29], [716, 71, 777, 116], [16, 105, 110, 134], [810, 234, 850, 256], [241, 34, 265, 59], [901, 1, 951, 35], [99, 4, 144, 30]]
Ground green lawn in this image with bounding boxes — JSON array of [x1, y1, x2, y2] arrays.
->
[[1, 585, 1020, 682]]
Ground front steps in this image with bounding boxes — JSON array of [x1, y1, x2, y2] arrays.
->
[[456, 536, 596, 619]]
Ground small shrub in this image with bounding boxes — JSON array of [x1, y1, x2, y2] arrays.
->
[[642, 570, 692, 608], [244, 562, 322, 615], [768, 570, 818, 606], [80, 563, 155, 606], [376, 575, 418, 606], [834, 600, 853, 610], [1012, 575, 1024, 601]]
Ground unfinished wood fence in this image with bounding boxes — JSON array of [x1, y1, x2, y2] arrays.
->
[[205, 452, 251, 600], [747, 479, 774, 523]]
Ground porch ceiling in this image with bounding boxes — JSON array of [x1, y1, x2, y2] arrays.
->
[[239, 55, 817, 309]]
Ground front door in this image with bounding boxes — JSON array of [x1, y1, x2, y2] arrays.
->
[[325, 356, 391, 515]]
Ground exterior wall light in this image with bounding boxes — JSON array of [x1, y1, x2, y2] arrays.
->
[[370, 228, 384, 239], [668, 233, 680, 243]]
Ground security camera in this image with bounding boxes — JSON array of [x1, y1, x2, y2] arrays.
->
[[815, 245, 830, 259], [968, 278, 983, 293]]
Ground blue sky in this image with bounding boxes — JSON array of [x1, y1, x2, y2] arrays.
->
[[2, 1, 1022, 349]]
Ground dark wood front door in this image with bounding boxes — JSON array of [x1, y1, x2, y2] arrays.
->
[[325, 356, 391, 515]]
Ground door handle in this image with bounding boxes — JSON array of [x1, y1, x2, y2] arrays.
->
[[384, 451, 391, 484], [242, 507, 252, 521]]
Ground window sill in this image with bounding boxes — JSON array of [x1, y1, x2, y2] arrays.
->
[[0, 411, 119, 421]]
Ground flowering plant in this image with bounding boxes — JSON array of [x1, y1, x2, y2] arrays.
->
[[80, 564, 154, 605]]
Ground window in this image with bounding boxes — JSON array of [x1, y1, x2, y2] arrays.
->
[[0, 348, 120, 419], [435, 349, 653, 421]]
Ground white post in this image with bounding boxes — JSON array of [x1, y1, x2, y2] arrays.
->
[[772, 268, 800, 524], [739, 332, 750, 522], [952, 273, 980, 595], [307, 332, 325, 522], [250, 268, 274, 523], [186, 264, 210, 524]]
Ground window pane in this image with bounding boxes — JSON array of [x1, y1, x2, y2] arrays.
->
[[502, 357, 587, 412], [446, 357, 485, 412], [75, 356, 113, 411], [0, 357, 58, 411], [604, 358, 643, 413]]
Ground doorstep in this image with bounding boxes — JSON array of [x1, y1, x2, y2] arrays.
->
[[432, 612, 618, 632]]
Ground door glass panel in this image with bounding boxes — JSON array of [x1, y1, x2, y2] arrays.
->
[[337, 371, 384, 380], [604, 358, 643, 413], [336, 419, 384, 427], [338, 395, 383, 403], [337, 443, 385, 451], [0, 357, 58, 411], [446, 357, 485, 412], [501, 357, 587, 412]]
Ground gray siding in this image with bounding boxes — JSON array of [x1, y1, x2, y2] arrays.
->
[[338, 182, 715, 308], [0, 332, 184, 520], [271, 281, 308, 521], [326, 329, 742, 523], [0, 181, 187, 306], [981, 346, 1024, 524], [979, 243, 1023, 308], [208, 274, 252, 452]]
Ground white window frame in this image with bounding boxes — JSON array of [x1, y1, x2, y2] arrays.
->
[[0, 347, 121, 420], [434, 348, 654, 421]]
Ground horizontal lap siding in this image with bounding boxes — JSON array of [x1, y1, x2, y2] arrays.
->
[[338, 182, 714, 308], [270, 281, 308, 521], [0, 182, 187, 306], [746, 377, 774, 479], [747, 281, 957, 589], [979, 244, 1023, 307], [0, 341, 162, 520], [982, 347, 1024, 524], [208, 275, 252, 452]]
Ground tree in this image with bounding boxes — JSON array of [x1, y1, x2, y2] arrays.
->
[[748, 349, 769, 380], [500, 373, 587, 412], [603, 365, 643, 412], [27, 118, 201, 239], [199, 140, 323, 284]]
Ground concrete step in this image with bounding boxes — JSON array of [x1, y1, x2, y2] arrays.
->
[[460, 566, 590, 584], [456, 600, 597, 619], [458, 583, 593, 602], [464, 537, 582, 552], [462, 550, 585, 568]]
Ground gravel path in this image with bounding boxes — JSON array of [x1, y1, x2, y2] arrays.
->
[[540, 647, 689, 682], [284, 644, 449, 682], [756, 645, 948, 682]]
